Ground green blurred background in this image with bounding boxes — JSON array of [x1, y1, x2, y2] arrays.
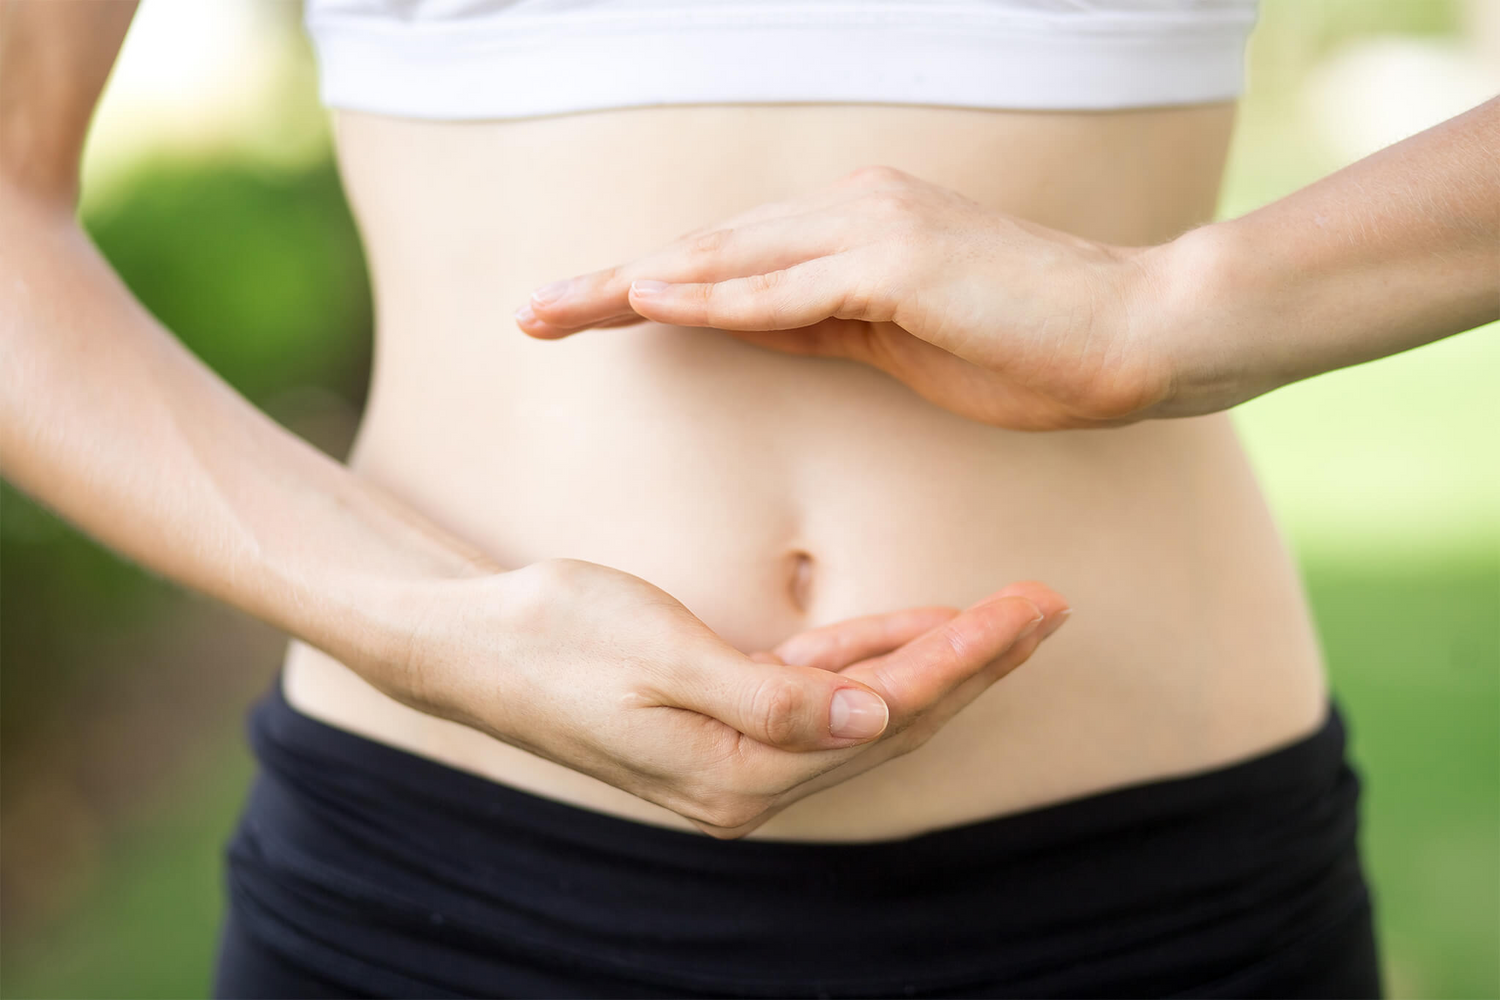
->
[[2, 1, 1496, 996]]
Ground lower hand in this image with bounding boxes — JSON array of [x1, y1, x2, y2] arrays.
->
[[515, 166, 1189, 430], [397, 558, 1068, 838]]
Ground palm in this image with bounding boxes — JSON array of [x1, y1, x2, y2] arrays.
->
[[864, 321, 1065, 428], [734, 318, 1110, 430]]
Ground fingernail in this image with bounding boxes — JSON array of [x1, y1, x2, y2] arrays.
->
[[531, 280, 570, 305], [1040, 607, 1073, 638], [830, 688, 888, 740], [631, 279, 669, 297], [514, 304, 535, 324], [1005, 598, 1043, 638]]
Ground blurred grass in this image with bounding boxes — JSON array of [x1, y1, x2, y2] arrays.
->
[[1, 741, 256, 1000], [84, 159, 371, 405], [1234, 326, 1500, 561], [2, 0, 1497, 997], [1314, 556, 1499, 999]]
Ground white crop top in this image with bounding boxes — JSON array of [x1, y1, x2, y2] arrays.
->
[[303, 0, 1259, 121]]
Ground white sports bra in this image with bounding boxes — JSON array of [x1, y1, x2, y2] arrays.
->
[[303, 0, 1258, 121]]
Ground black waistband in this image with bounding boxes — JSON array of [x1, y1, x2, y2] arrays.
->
[[226, 679, 1369, 997]]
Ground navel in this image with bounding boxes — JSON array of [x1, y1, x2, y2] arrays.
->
[[786, 549, 815, 615]]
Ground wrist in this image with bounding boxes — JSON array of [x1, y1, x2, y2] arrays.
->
[[1130, 221, 1285, 418], [325, 568, 519, 727], [280, 517, 508, 715], [379, 560, 581, 745], [256, 466, 509, 708]]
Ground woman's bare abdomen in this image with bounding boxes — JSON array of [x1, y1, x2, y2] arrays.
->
[[283, 103, 1327, 840]]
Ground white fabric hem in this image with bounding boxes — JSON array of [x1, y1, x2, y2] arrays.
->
[[306, 9, 1253, 120]]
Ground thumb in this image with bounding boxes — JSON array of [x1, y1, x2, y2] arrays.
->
[[664, 654, 891, 751]]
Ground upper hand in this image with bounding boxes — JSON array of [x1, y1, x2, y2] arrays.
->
[[515, 166, 1184, 430], [399, 557, 1068, 838]]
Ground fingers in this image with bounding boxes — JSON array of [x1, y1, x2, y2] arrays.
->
[[512, 308, 647, 340], [627, 256, 855, 331], [845, 582, 1070, 723], [770, 606, 960, 671], [517, 167, 922, 338], [705, 590, 1070, 835], [660, 654, 892, 752], [664, 582, 1068, 836], [517, 215, 856, 335], [670, 586, 1061, 753], [920, 585, 1072, 714]]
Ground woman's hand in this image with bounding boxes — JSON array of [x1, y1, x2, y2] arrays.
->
[[398, 558, 1068, 838], [521, 95, 1500, 429], [515, 166, 1176, 430]]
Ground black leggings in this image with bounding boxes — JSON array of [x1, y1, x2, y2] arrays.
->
[[215, 680, 1382, 998]]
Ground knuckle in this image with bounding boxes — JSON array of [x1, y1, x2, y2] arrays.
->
[[531, 556, 588, 591], [938, 622, 974, 665], [502, 557, 586, 623], [689, 229, 731, 255], [843, 164, 907, 188], [747, 675, 807, 746], [594, 264, 625, 293], [746, 269, 782, 295]]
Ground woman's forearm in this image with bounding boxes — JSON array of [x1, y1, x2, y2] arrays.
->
[[1148, 96, 1499, 414], [0, 190, 500, 693]]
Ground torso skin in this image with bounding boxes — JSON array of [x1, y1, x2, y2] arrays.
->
[[283, 102, 1328, 841]]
